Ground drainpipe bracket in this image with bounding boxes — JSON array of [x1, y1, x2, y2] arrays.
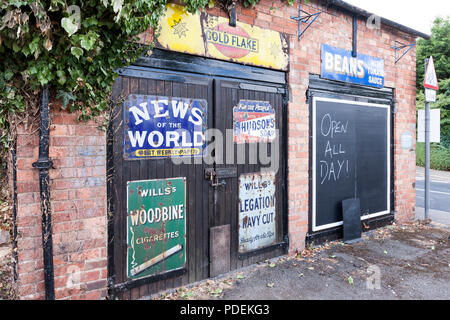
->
[[32, 159, 53, 170]]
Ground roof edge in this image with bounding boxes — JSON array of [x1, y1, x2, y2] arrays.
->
[[322, 0, 431, 40]]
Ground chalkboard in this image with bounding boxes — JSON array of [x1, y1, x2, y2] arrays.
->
[[312, 97, 390, 232]]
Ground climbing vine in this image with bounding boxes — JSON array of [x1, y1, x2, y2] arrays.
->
[[0, 0, 295, 158]]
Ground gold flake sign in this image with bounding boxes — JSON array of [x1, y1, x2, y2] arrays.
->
[[156, 4, 289, 71]]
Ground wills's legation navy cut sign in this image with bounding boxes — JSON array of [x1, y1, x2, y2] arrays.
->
[[124, 95, 207, 159], [321, 44, 385, 88]]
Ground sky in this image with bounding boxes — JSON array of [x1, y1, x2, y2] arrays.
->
[[344, 0, 450, 35]]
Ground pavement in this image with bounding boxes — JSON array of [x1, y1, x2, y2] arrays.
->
[[152, 222, 450, 300], [415, 167, 450, 226], [147, 168, 450, 301]]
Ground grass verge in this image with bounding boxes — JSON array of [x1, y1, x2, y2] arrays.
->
[[416, 142, 450, 171]]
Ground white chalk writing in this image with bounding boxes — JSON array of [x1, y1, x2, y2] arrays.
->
[[319, 113, 350, 185]]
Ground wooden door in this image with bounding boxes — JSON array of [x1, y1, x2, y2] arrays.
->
[[109, 71, 213, 299], [108, 67, 287, 299], [210, 79, 287, 273]]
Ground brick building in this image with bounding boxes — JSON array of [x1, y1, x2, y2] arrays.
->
[[10, 0, 427, 299]]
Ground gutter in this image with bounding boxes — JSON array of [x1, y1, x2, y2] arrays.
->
[[323, 0, 431, 40], [32, 85, 55, 300]]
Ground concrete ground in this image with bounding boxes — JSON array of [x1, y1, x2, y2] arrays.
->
[[152, 222, 450, 300], [0, 243, 14, 300], [416, 207, 450, 227]]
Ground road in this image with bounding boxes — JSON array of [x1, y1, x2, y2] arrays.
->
[[415, 167, 450, 225], [416, 180, 450, 212]]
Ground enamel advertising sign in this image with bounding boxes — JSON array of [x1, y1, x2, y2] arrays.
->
[[239, 171, 276, 253], [124, 95, 207, 159], [127, 178, 186, 280], [156, 4, 289, 71], [233, 100, 276, 144], [321, 44, 385, 88]]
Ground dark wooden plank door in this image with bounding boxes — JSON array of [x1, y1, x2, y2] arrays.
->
[[212, 79, 286, 272], [110, 70, 287, 299], [110, 72, 213, 298]]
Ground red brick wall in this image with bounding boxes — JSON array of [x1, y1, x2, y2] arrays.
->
[[13, 0, 417, 299], [206, 0, 416, 252], [15, 105, 107, 299]]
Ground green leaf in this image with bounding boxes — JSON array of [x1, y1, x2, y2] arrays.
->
[[21, 45, 31, 57], [28, 36, 40, 54], [12, 42, 21, 53], [61, 17, 79, 36], [71, 47, 83, 59], [28, 66, 38, 75], [57, 75, 66, 85], [7, 90, 15, 99], [79, 32, 98, 51], [3, 71, 14, 81], [180, 291, 193, 298], [236, 274, 245, 279], [56, 90, 76, 108], [80, 38, 90, 50]]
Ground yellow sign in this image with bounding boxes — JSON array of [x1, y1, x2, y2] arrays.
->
[[156, 4, 289, 71]]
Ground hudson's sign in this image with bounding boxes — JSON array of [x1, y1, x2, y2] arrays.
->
[[156, 4, 289, 71], [321, 44, 385, 88]]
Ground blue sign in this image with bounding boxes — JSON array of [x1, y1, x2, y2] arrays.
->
[[321, 44, 384, 88], [124, 95, 207, 159]]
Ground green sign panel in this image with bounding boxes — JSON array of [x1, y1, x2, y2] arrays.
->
[[127, 177, 186, 280]]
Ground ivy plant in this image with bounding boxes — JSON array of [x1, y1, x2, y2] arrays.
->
[[0, 0, 294, 153]]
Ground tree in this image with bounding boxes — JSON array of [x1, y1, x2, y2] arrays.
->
[[416, 16, 450, 147], [416, 17, 450, 90]]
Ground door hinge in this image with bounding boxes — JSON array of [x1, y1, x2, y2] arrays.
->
[[283, 234, 290, 248]]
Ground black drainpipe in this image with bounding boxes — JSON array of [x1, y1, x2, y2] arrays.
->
[[32, 85, 55, 300], [11, 144, 18, 281]]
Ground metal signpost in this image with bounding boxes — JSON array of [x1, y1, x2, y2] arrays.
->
[[423, 56, 439, 221]]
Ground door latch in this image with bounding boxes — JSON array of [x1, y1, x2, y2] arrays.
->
[[211, 179, 227, 188], [205, 168, 227, 188]]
